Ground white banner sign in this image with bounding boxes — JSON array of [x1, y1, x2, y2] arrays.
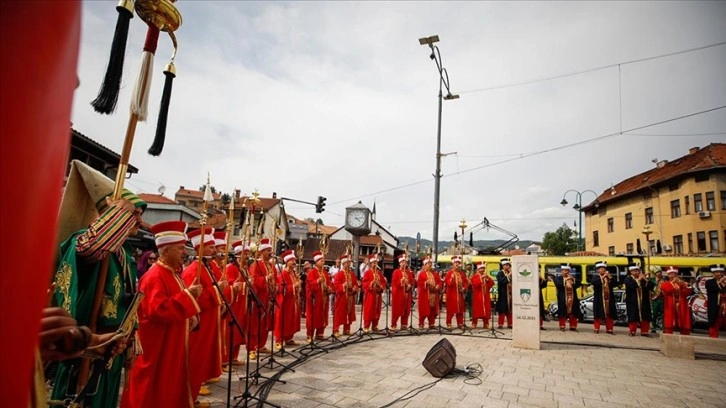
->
[[511, 255, 541, 350]]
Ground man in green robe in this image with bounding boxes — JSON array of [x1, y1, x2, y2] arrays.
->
[[51, 189, 146, 408]]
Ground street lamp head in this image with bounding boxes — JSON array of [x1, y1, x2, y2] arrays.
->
[[418, 35, 440, 46], [573, 204, 581, 211], [444, 93, 460, 100], [560, 198, 568, 207]]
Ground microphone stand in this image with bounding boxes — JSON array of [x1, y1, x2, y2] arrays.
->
[[483, 285, 505, 337], [206, 267, 246, 408], [404, 275, 420, 335], [233, 270, 279, 408], [436, 274, 445, 335], [328, 291, 347, 347], [264, 277, 295, 373], [348, 285, 373, 341], [300, 292, 327, 356]]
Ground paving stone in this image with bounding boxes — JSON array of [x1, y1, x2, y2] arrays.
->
[[192, 312, 726, 408]]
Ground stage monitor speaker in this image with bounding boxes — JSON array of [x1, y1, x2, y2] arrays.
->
[[422, 338, 456, 378]]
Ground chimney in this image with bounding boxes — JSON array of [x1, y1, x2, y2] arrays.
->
[[272, 192, 277, 199], [689, 147, 699, 155], [180, 185, 185, 190], [234, 189, 240, 200], [656, 160, 668, 168]]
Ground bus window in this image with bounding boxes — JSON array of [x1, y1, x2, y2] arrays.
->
[[586, 265, 622, 285]]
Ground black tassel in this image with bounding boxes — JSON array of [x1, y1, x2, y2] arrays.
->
[[148, 67, 175, 156], [91, 3, 133, 114]]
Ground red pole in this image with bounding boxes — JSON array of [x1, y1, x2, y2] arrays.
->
[[0, 1, 81, 403]]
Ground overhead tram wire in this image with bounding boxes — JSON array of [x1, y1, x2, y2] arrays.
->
[[443, 105, 726, 179], [459, 40, 726, 94], [328, 105, 726, 207]]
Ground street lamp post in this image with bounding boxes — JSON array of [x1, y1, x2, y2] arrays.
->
[[560, 189, 598, 252], [642, 225, 652, 275], [419, 34, 459, 266]]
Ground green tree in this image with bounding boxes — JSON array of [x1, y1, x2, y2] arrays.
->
[[199, 185, 217, 194], [541, 224, 578, 255], [220, 193, 231, 206]]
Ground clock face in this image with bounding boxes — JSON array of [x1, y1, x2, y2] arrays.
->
[[347, 210, 366, 228]]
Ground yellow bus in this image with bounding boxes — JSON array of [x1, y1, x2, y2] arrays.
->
[[434, 254, 725, 309]]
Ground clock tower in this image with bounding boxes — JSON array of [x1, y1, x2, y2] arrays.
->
[[345, 201, 371, 276], [344, 201, 371, 236]]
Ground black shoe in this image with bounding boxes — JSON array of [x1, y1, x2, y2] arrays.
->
[[606, 330, 615, 335], [569, 328, 578, 332], [540, 327, 547, 331], [629, 332, 635, 337], [560, 328, 566, 332]]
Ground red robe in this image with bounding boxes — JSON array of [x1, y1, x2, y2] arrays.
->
[[333, 268, 360, 328], [417, 269, 442, 317], [275, 267, 298, 342], [661, 280, 693, 332], [391, 268, 413, 327], [246, 259, 271, 351], [121, 263, 200, 408], [181, 260, 222, 392], [306, 267, 329, 331], [362, 268, 387, 324], [445, 269, 469, 315], [471, 272, 495, 319]]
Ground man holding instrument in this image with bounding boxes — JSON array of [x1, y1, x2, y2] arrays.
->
[[181, 227, 224, 402], [52, 187, 146, 408], [362, 254, 387, 333], [306, 251, 330, 341], [445, 256, 469, 330], [417, 257, 442, 330], [121, 221, 203, 408], [333, 255, 359, 336], [246, 237, 273, 359], [226, 241, 250, 363], [275, 250, 301, 349]]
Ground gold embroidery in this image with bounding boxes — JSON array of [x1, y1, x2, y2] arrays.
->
[[102, 274, 121, 319], [55, 262, 73, 312]]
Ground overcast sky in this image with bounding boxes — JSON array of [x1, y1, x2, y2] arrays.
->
[[72, 1, 726, 243]]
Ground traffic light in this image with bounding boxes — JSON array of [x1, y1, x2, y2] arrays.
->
[[315, 196, 327, 213]]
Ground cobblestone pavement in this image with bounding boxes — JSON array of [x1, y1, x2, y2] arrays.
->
[[201, 306, 726, 408]]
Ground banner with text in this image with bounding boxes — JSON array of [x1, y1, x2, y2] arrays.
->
[[512, 255, 541, 350]]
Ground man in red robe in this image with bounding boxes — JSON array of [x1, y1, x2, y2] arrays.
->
[[226, 241, 250, 364], [660, 266, 693, 335], [362, 254, 387, 332], [417, 257, 442, 330], [445, 256, 469, 329], [211, 232, 239, 372], [706, 264, 726, 338], [306, 251, 331, 342], [121, 221, 203, 408], [333, 255, 360, 336], [246, 238, 273, 359], [471, 262, 495, 329], [181, 227, 224, 401], [275, 250, 300, 349], [391, 254, 415, 331]]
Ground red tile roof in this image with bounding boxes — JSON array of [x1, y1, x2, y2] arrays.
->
[[285, 214, 339, 235], [584, 143, 726, 210], [138, 193, 178, 205], [175, 188, 222, 200], [237, 196, 280, 211]]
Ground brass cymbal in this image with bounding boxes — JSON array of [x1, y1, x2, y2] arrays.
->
[[135, 0, 182, 32]]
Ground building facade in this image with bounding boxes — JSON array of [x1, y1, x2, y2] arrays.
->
[[583, 144, 725, 256]]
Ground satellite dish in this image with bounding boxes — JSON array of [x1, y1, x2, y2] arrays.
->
[[158, 184, 166, 195]]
